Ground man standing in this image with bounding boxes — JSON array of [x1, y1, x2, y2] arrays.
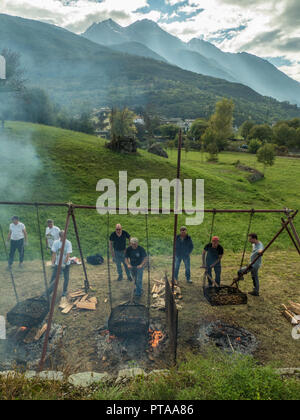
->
[[45, 219, 60, 253], [110, 224, 131, 281], [174, 226, 194, 284], [7, 216, 28, 270], [47, 230, 72, 304], [202, 236, 224, 287], [125, 238, 147, 297], [248, 233, 264, 297]]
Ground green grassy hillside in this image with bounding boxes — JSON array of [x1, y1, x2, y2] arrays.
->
[[0, 122, 299, 259]]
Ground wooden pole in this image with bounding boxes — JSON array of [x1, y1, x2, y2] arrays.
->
[[243, 211, 298, 274], [70, 207, 90, 292], [171, 129, 182, 292], [288, 217, 300, 253], [38, 206, 72, 372], [281, 218, 300, 255], [36, 205, 50, 304]]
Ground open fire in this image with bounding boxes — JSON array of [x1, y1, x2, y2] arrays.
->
[[96, 322, 167, 372], [149, 329, 164, 348]]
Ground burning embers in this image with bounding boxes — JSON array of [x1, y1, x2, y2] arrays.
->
[[0, 323, 63, 371], [196, 321, 258, 355], [149, 329, 164, 348], [96, 322, 166, 371]]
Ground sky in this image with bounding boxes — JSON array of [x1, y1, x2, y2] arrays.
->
[[1, 0, 299, 82]]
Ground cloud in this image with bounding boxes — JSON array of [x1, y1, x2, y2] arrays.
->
[[0, 0, 148, 32]]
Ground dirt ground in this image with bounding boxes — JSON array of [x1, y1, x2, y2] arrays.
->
[[0, 250, 299, 373]]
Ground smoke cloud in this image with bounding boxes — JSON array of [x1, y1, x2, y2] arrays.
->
[[0, 132, 40, 202]]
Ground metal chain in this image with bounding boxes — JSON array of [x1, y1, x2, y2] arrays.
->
[[106, 212, 113, 310], [240, 209, 255, 269], [35, 204, 49, 304]]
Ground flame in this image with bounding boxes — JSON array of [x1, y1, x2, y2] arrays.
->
[[19, 326, 27, 332], [149, 329, 163, 348], [236, 337, 241, 342], [108, 334, 117, 342]]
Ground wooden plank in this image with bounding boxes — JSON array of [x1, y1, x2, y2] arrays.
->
[[88, 297, 97, 304], [151, 285, 157, 293], [76, 301, 96, 310], [282, 310, 299, 325], [69, 290, 86, 298], [34, 324, 47, 341], [61, 303, 75, 314], [288, 301, 300, 315], [80, 294, 89, 302], [153, 280, 165, 285]]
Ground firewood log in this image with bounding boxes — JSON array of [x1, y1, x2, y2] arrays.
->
[[288, 301, 300, 315], [282, 310, 299, 325]]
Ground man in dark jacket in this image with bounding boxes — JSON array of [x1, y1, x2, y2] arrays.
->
[[110, 224, 131, 281], [174, 226, 194, 284], [202, 236, 224, 286]]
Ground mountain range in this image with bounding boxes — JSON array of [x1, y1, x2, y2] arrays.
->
[[83, 19, 300, 107], [0, 13, 299, 125]]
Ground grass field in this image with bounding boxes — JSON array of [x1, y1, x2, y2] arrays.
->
[[0, 122, 299, 260], [0, 250, 299, 372], [0, 122, 299, 400]]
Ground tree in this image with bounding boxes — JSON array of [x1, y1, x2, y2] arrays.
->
[[209, 98, 234, 150], [272, 122, 296, 148], [110, 108, 137, 138], [202, 126, 216, 149], [158, 124, 179, 139], [142, 106, 161, 139], [206, 142, 219, 162], [0, 49, 26, 127], [248, 124, 273, 143], [20, 88, 55, 125], [248, 138, 262, 154], [184, 138, 190, 156], [257, 144, 275, 174], [240, 120, 255, 139], [187, 118, 209, 142], [108, 107, 137, 153]]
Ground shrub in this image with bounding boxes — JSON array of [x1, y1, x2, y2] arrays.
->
[[249, 138, 262, 154]]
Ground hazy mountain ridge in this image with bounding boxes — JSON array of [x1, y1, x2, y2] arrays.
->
[[83, 19, 300, 106], [0, 13, 299, 125]]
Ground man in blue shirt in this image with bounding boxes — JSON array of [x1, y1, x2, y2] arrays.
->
[[125, 238, 147, 297], [248, 233, 264, 296]]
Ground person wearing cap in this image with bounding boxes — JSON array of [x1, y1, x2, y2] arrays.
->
[[202, 236, 224, 286], [125, 238, 147, 297], [7, 216, 28, 270], [46, 230, 72, 305], [174, 226, 194, 284], [45, 219, 61, 254], [110, 224, 131, 281]]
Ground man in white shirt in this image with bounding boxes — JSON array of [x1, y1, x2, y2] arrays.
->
[[248, 233, 264, 297], [47, 230, 72, 301], [7, 216, 28, 270], [45, 219, 60, 253]]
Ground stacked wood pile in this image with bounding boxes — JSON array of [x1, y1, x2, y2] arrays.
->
[[151, 280, 183, 311], [281, 302, 300, 325], [59, 290, 98, 314]]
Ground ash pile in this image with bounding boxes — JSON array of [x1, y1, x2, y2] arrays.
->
[[196, 321, 258, 355], [96, 321, 167, 372], [1, 296, 63, 371], [0, 323, 63, 371]]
